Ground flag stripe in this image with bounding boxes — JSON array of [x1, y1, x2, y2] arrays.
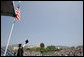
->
[[15, 8, 21, 20]]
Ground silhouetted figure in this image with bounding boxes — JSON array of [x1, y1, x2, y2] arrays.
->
[[17, 44, 23, 56], [17, 40, 29, 56]]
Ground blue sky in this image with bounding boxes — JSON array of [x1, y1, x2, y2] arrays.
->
[[1, 1, 83, 47]]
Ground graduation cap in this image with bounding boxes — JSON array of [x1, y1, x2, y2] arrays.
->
[[25, 40, 29, 44]]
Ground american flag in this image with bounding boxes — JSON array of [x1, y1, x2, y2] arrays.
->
[[15, 8, 21, 20]]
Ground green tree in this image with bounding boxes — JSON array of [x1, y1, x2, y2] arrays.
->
[[40, 43, 45, 56], [40, 43, 45, 48]]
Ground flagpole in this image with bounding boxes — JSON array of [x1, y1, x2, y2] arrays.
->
[[4, 19, 16, 56], [4, 1, 21, 56]]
